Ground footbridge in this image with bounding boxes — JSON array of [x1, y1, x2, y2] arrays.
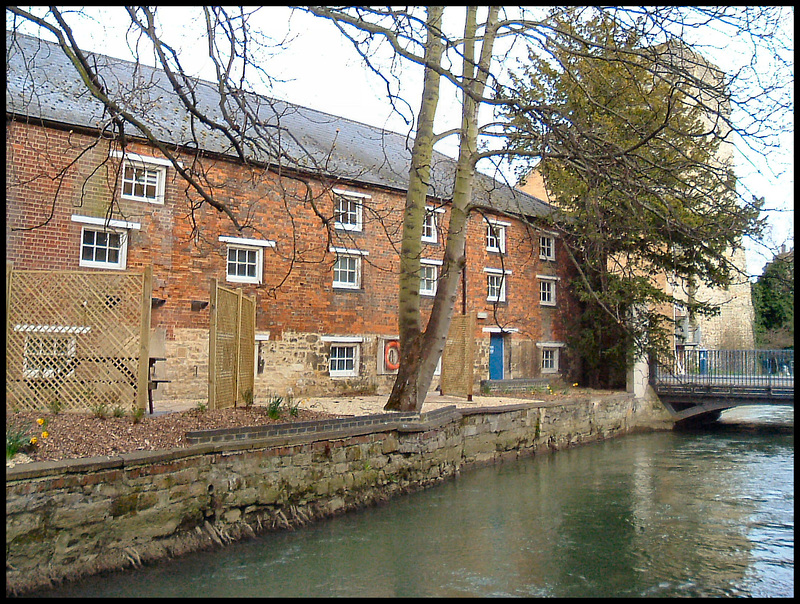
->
[[652, 349, 793, 422]]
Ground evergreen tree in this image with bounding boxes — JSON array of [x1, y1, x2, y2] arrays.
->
[[502, 10, 763, 387], [752, 248, 794, 348]]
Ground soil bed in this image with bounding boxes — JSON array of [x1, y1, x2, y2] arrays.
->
[[6, 406, 343, 465]]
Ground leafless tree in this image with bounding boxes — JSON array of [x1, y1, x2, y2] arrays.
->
[[6, 6, 792, 409]]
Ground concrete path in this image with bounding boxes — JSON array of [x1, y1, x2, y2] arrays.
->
[[152, 392, 541, 417]]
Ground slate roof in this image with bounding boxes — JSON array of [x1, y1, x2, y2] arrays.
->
[[6, 31, 550, 219]]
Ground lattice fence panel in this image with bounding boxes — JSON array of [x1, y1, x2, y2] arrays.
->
[[6, 268, 149, 413], [441, 312, 476, 397], [237, 295, 256, 403], [209, 281, 256, 410]]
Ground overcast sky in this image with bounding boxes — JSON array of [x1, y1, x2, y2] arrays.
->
[[8, 6, 794, 276]]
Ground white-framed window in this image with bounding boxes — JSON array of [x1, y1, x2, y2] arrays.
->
[[485, 267, 511, 303], [72, 215, 140, 271], [541, 348, 558, 372], [110, 151, 171, 205], [486, 218, 510, 254], [537, 341, 565, 374], [539, 275, 559, 306], [220, 236, 275, 285], [333, 189, 368, 232], [22, 334, 77, 379], [322, 336, 363, 377], [331, 247, 368, 289], [79, 227, 126, 269], [422, 206, 444, 244], [540, 235, 555, 261], [227, 246, 261, 284], [334, 255, 360, 288], [420, 258, 442, 297], [329, 345, 357, 376]]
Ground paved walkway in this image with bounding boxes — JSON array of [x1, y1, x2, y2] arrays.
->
[[153, 392, 541, 417]]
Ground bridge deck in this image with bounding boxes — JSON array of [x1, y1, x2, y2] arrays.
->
[[652, 350, 793, 420]]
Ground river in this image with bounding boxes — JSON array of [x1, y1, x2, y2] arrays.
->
[[30, 404, 793, 598]]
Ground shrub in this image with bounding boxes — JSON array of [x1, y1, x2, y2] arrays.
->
[[6, 422, 31, 460], [130, 407, 145, 424], [267, 394, 283, 420], [90, 401, 109, 419], [7, 417, 50, 460]]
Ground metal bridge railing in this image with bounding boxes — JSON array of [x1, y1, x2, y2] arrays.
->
[[653, 349, 794, 388]]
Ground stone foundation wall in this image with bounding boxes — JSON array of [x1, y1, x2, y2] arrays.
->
[[154, 328, 549, 405], [6, 392, 673, 595]]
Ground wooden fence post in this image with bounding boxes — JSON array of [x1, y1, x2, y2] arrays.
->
[[208, 278, 218, 410], [6, 262, 13, 338], [233, 288, 243, 406], [137, 265, 153, 411]]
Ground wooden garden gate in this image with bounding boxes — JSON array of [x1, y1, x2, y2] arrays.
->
[[208, 278, 256, 409]]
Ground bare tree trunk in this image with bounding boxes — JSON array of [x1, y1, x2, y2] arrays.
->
[[386, 6, 499, 411], [384, 6, 445, 411]]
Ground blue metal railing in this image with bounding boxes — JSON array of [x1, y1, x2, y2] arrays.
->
[[653, 349, 794, 388]]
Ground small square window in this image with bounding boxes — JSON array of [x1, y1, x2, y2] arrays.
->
[[541, 348, 559, 373], [227, 245, 262, 284], [334, 194, 363, 231], [422, 211, 437, 243], [539, 279, 556, 306], [420, 264, 438, 296], [121, 160, 166, 204], [333, 254, 361, 289], [330, 344, 359, 377], [540, 235, 555, 261], [79, 227, 127, 270], [487, 222, 507, 254], [487, 273, 507, 302]]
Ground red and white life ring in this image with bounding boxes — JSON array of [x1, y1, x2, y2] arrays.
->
[[384, 340, 400, 371]]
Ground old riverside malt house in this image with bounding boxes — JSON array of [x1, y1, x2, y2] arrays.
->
[[6, 33, 576, 408]]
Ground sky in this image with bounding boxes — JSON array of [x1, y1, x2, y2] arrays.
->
[[8, 6, 794, 277]]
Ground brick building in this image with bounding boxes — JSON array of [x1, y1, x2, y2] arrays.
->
[[6, 33, 577, 405]]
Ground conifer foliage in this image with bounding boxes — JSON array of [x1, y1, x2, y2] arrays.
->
[[501, 10, 764, 386]]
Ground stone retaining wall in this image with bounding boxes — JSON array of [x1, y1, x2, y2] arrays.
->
[[6, 391, 673, 595]]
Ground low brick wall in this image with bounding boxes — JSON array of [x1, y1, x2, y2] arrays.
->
[[6, 391, 673, 595]]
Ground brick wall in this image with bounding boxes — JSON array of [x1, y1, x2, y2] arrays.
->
[[7, 120, 577, 398]]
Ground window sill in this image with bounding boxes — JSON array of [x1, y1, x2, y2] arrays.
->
[[79, 262, 126, 271], [333, 286, 363, 292], [121, 194, 165, 205], [334, 224, 363, 233]]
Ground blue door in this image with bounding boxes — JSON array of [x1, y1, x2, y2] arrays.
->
[[489, 333, 504, 379]]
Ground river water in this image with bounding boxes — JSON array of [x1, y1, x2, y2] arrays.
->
[[31, 405, 793, 598]]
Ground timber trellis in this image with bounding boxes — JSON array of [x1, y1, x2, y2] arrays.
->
[[208, 278, 256, 409], [440, 312, 477, 398], [6, 264, 152, 413]]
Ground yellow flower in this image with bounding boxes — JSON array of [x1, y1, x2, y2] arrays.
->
[[36, 418, 45, 426], [41, 431, 49, 439], [29, 437, 38, 445], [573, 383, 579, 387]]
